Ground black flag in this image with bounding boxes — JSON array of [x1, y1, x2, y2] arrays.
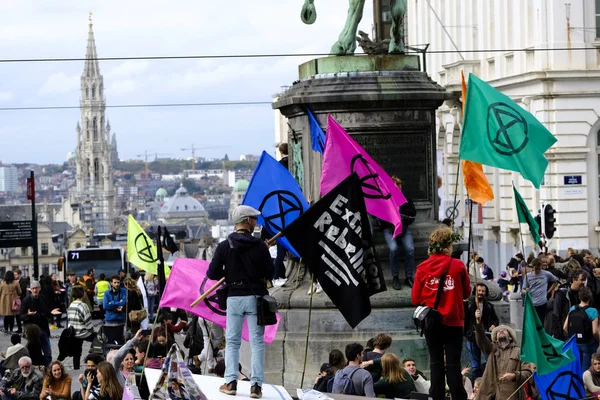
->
[[156, 226, 166, 298], [161, 226, 179, 254], [282, 173, 386, 328]]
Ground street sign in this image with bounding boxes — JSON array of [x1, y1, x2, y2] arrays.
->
[[26, 178, 35, 200], [564, 175, 582, 185], [0, 221, 34, 248]]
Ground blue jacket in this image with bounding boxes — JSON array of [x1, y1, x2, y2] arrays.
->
[[103, 287, 127, 324]]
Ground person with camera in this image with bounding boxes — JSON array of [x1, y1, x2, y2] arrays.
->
[[463, 283, 499, 380], [207, 205, 273, 399], [411, 226, 471, 400], [72, 353, 104, 400], [103, 275, 127, 346], [0, 356, 43, 400]]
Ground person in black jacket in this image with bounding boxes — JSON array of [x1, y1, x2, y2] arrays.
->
[[463, 283, 499, 379], [381, 176, 416, 290], [208, 205, 273, 399], [271, 142, 289, 286], [20, 280, 59, 367], [545, 270, 587, 340]]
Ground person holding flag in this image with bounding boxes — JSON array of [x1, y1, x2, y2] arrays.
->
[[207, 205, 273, 399]]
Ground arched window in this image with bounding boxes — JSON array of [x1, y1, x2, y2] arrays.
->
[[92, 85, 96, 99], [86, 87, 89, 99], [94, 158, 100, 182], [93, 117, 98, 141]]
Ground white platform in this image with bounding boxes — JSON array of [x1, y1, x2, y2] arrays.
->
[[144, 368, 294, 400]]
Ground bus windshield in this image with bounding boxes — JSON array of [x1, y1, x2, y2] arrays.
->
[[64, 248, 125, 279]]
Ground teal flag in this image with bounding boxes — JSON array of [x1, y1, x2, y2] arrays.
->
[[521, 292, 573, 375], [459, 73, 557, 188], [513, 185, 540, 245]]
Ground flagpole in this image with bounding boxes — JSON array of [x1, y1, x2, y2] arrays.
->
[[466, 198, 477, 287], [506, 374, 533, 400], [450, 159, 462, 227], [140, 310, 161, 384], [190, 278, 225, 308], [157, 226, 166, 305], [300, 273, 315, 389], [513, 181, 530, 288]]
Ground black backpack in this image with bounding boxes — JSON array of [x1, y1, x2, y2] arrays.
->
[[568, 305, 593, 343]]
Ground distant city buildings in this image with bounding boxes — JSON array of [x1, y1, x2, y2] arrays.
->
[[0, 166, 18, 193]]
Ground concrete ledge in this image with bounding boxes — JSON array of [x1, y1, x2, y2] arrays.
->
[[298, 55, 421, 78]]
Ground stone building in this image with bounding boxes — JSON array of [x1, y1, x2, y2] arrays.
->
[[72, 17, 115, 233], [228, 179, 249, 221], [157, 184, 208, 224], [407, 0, 600, 273]]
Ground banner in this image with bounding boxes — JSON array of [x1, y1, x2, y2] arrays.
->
[[160, 258, 280, 344], [282, 173, 386, 328], [127, 215, 161, 275]]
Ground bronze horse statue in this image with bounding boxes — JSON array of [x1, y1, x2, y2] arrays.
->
[[301, 0, 406, 55]]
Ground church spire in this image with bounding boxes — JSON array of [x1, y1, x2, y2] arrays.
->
[[83, 13, 100, 78]]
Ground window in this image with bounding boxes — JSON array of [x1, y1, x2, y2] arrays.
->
[[86, 87, 89, 99], [92, 85, 96, 99], [597, 0, 600, 37], [41, 243, 48, 256], [52, 264, 58, 275], [42, 264, 49, 276], [0, 268, 5, 278], [93, 117, 98, 141], [21, 247, 28, 256]]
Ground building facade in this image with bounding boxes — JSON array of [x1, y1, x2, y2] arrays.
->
[[407, 0, 600, 273], [0, 166, 18, 193], [73, 17, 115, 233]]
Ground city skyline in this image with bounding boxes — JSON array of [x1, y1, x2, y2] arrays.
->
[[0, 1, 375, 164]]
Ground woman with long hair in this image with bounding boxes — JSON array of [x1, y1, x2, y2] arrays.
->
[[91, 361, 124, 400], [0, 271, 21, 333], [144, 273, 157, 320], [314, 349, 346, 392], [41, 360, 72, 400], [124, 277, 144, 333], [23, 324, 44, 367], [412, 225, 471, 400], [121, 351, 135, 380], [373, 353, 415, 399]]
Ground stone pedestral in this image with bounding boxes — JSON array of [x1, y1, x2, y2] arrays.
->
[[251, 55, 454, 391]]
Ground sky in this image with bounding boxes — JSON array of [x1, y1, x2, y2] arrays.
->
[[0, 1, 375, 165]]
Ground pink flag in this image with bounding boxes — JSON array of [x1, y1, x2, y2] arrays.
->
[[321, 115, 407, 237], [160, 258, 280, 344]]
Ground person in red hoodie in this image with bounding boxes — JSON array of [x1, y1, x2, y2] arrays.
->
[[412, 225, 471, 400]]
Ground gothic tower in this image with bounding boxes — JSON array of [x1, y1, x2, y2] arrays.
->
[[75, 16, 115, 233]]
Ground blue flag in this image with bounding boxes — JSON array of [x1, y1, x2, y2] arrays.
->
[[243, 151, 309, 257], [533, 335, 585, 400], [307, 108, 325, 153]]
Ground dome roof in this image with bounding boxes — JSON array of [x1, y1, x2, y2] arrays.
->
[[155, 187, 168, 197], [233, 179, 249, 192], [159, 184, 208, 218]]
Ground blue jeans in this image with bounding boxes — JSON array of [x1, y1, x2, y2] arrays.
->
[[225, 296, 265, 387], [578, 341, 597, 371], [383, 227, 415, 279], [466, 340, 488, 379], [40, 331, 52, 366]]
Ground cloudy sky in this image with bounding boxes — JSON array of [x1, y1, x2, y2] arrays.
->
[[0, 1, 375, 164]]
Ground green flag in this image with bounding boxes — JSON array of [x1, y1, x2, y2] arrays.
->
[[521, 292, 572, 374], [459, 73, 557, 188], [513, 185, 541, 245]]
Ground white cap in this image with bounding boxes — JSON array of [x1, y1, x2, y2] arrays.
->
[[232, 205, 261, 224]]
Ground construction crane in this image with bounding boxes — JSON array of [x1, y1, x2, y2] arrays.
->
[[181, 144, 231, 172], [136, 150, 171, 178]]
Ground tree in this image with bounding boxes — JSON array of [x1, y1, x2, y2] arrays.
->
[[223, 154, 229, 161]]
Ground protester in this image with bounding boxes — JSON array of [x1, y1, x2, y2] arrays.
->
[[314, 349, 345, 393], [63, 286, 95, 370], [40, 360, 72, 400], [13, 270, 26, 334], [123, 277, 144, 333], [331, 343, 375, 397], [474, 310, 532, 399], [402, 358, 430, 394], [109, 329, 147, 387], [469, 378, 482, 400], [143, 273, 157, 320], [524, 258, 558, 323], [103, 275, 127, 346], [82, 268, 96, 305], [0, 334, 28, 376], [0, 271, 22, 334], [381, 176, 416, 290], [412, 225, 470, 400], [72, 353, 104, 400], [373, 353, 415, 399], [0, 356, 43, 399], [152, 311, 186, 348], [564, 286, 599, 371], [92, 361, 123, 400], [271, 142, 289, 288], [360, 333, 392, 382], [548, 270, 587, 340], [476, 258, 494, 281], [207, 205, 274, 399], [583, 353, 600, 396], [95, 274, 109, 319], [464, 283, 499, 379]]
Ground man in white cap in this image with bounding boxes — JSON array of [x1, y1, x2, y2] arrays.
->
[[474, 309, 533, 399], [208, 205, 274, 399], [20, 281, 60, 366]]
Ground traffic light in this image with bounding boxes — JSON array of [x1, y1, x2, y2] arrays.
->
[[544, 204, 557, 239], [534, 213, 542, 236]]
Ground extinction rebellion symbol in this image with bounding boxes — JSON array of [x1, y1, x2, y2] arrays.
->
[[258, 190, 304, 234], [350, 154, 391, 200], [486, 102, 529, 156], [134, 233, 157, 263], [199, 276, 226, 316]]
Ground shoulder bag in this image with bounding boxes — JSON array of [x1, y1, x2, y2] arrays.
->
[[128, 291, 147, 323], [413, 258, 452, 336]]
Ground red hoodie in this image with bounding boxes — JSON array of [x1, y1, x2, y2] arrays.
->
[[412, 254, 471, 327]]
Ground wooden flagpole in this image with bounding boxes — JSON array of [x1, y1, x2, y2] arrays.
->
[[300, 273, 315, 388]]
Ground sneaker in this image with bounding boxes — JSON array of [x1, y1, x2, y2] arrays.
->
[[392, 277, 402, 290], [273, 278, 287, 287], [404, 277, 414, 288], [219, 381, 237, 396], [50, 325, 57, 330], [250, 384, 262, 399]]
